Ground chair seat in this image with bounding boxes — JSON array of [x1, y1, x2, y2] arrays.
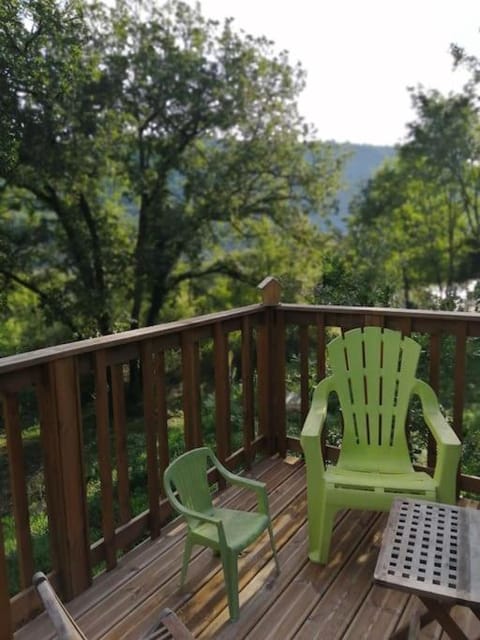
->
[[324, 466, 438, 510], [193, 508, 269, 551]]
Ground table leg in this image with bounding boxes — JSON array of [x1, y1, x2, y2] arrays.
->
[[390, 607, 440, 639], [418, 597, 470, 640], [471, 606, 480, 622]]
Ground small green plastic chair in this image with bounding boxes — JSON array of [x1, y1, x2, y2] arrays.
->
[[301, 327, 462, 564], [163, 447, 279, 621]]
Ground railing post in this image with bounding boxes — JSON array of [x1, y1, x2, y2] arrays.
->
[[257, 277, 286, 456], [38, 358, 91, 600]]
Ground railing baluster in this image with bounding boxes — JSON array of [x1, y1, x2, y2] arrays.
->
[[453, 326, 467, 441], [428, 333, 441, 468], [111, 364, 132, 524], [3, 393, 34, 590], [316, 313, 327, 461], [141, 341, 161, 539], [94, 351, 116, 570], [214, 323, 230, 472], [241, 316, 255, 468], [274, 309, 287, 457], [153, 350, 170, 496], [299, 325, 310, 424], [181, 335, 202, 450], [256, 311, 270, 451], [316, 313, 326, 382], [37, 367, 62, 576]]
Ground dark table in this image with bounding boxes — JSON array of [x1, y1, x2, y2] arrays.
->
[[374, 497, 480, 640]]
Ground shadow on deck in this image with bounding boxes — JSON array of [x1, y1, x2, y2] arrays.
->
[[14, 456, 480, 639]]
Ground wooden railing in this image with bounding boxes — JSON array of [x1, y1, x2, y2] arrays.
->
[[1, 276, 480, 638]]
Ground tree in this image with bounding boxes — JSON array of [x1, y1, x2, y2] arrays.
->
[[348, 87, 480, 307], [0, 0, 341, 346], [402, 90, 480, 276]]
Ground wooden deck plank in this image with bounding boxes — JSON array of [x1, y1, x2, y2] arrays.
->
[[15, 455, 476, 640], [292, 512, 386, 640], [245, 511, 381, 640]]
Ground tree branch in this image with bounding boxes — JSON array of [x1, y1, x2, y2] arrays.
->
[[0, 268, 81, 337]]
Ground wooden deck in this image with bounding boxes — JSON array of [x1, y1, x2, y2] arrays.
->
[[14, 455, 480, 640]]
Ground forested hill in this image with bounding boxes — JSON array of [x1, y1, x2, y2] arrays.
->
[[331, 142, 396, 229]]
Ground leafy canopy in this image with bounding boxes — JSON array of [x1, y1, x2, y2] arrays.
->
[[0, 0, 341, 349]]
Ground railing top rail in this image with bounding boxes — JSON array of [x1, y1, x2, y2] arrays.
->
[[3, 299, 480, 376], [0, 304, 263, 375], [281, 302, 480, 323]]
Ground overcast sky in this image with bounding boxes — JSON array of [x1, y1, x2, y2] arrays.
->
[[186, 0, 480, 146]]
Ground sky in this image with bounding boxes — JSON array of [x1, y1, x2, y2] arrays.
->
[[186, 0, 480, 146]]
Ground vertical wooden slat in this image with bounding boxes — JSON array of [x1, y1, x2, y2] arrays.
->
[[214, 323, 230, 469], [453, 327, 467, 440], [94, 351, 116, 570], [111, 364, 132, 524], [364, 313, 384, 327], [428, 333, 441, 468], [274, 309, 287, 457], [37, 368, 62, 576], [316, 313, 327, 460], [316, 313, 326, 382], [0, 519, 12, 640], [396, 317, 412, 337], [141, 342, 161, 539], [241, 317, 255, 469], [256, 312, 271, 451], [3, 393, 34, 590], [299, 325, 310, 424], [429, 333, 441, 394], [181, 336, 202, 450], [153, 351, 170, 496], [453, 327, 467, 499], [48, 357, 91, 599]]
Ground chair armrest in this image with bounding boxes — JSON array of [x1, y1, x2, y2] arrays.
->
[[33, 572, 87, 640], [412, 379, 462, 503], [164, 479, 226, 535], [300, 376, 335, 472], [213, 457, 270, 514]]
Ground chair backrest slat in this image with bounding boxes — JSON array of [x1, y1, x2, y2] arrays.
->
[[164, 448, 213, 516], [328, 327, 420, 474]]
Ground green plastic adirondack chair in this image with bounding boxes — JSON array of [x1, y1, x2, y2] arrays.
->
[[301, 327, 462, 564], [163, 447, 279, 622]]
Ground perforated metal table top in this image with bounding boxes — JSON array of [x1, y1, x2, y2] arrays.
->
[[374, 498, 480, 607]]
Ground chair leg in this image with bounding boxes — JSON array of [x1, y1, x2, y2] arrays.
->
[[318, 504, 336, 564], [221, 549, 240, 622], [180, 534, 193, 588], [267, 522, 280, 574], [307, 490, 335, 564]]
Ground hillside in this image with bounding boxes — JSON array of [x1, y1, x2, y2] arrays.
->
[[328, 142, 396, 230]]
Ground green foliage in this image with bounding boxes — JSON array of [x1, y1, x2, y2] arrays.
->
[[0, 0, 341, 350], [348, 87, 480, 307], [313, 250, 396, 307]]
